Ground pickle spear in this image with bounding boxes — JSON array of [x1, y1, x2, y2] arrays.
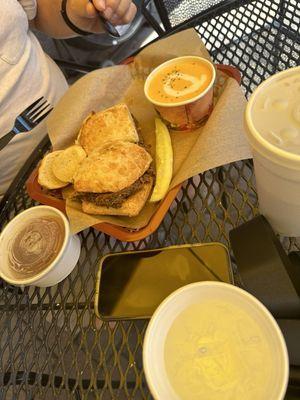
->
[[150, 118, 173, 202]]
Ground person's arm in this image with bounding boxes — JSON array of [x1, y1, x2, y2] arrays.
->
[[32, 0, 137, 38]]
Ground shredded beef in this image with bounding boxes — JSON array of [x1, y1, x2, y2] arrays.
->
[[43, 187, 64, 200], [74, 168, 155, 209]]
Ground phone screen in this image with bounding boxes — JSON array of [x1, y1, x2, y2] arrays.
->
[[96, 244, 233, 320]]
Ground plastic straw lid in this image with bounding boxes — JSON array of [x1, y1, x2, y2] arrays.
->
[[245, 66, 300, 169]]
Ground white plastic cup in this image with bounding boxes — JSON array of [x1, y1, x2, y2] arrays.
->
[[245, 66, 300, 236], [143, 282, 289, 400], [0, 206, 81, 287]]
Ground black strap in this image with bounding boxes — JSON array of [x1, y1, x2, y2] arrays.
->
[[61, 0, 91, 36], [277, 320, 300, 366], [229, 215, 300, 318], [230, 215, 300, 376]]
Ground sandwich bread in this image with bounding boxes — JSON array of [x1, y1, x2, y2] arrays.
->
[[73, 141, 152, 193], [38, 151, 69, 190], [52, 144, 86, 183], [77, 103, 139, 154]]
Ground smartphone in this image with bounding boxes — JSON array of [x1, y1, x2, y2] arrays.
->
[[95, 243, 233, 320]]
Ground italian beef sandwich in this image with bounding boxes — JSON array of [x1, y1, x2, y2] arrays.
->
[[37, 102, 155, 218], [73, 141, 154, 217]]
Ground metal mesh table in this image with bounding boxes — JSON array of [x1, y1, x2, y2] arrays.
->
[[1, 1, 300, 398]]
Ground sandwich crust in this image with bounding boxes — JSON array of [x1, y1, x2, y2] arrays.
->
[[38, 151, 69, 190], [52, 145, 86, 183], [78, 103, 139, 154], [73, 141, 152, 193]]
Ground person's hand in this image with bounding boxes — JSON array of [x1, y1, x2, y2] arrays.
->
[[67, 0, 137, 33], [89, 0, 137, 25]]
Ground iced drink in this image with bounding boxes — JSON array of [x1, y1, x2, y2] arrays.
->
[[252, 73, 300, 154], [245, 66, 300, 236]]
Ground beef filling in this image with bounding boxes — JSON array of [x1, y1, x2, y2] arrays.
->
[[74, 168, 155, 209]]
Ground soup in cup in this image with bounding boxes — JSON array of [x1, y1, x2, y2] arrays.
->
[[144, 56, 216, 131]]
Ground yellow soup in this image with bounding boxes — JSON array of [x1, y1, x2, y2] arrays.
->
[[164, 300, 275, 400], [147, 59, 213, 104]]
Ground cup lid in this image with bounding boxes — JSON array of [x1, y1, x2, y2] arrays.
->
[[143, 282, 289, 400], [245, 66, 300, 169]]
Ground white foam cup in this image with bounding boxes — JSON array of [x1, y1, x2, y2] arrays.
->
[[245, 66, 300, 236], [143, 282, 289, 400], [0, 206, 81, 287]]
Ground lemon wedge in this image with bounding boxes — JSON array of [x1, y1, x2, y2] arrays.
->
[[150, 118, 173, 202]]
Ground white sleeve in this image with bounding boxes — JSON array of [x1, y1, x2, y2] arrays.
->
[[19, 0, 37, 20]]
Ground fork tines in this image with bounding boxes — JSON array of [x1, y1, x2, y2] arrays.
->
[[33, 107, 53, 125], [22, 96, 44, 115], [22, 97, 53, 126]]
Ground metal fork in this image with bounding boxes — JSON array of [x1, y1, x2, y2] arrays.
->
[[0, 97, 53, 151]]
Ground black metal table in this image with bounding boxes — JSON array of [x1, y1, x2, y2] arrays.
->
[[0, 0, 300, 398]]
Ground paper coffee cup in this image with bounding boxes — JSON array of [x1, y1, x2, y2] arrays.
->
[[144, 56, 216, 131], [245, 66, 300, 236], [0, 206, 81, 287], [143, 282, 289, 400]]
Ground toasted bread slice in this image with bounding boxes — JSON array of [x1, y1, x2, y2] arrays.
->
[[38, 151, 68, 190], [77, 103, 139, 154], [73, 141, 152, 193], [82, 179, 153, 217], [52, 145, 86, 183]]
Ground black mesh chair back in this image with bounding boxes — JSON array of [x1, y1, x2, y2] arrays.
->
[[142, 0, 238, 34], [157, 0, 227, 30], [141, 0, 300, 98]]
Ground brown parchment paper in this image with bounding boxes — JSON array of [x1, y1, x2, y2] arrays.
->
[[47, 29, 252, 234]]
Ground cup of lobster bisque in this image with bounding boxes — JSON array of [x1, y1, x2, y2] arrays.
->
[[144, 56, 216, 131]]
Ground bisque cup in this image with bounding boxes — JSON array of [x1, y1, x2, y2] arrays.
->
[[144, 56, 216, 131], [0, 206, 81, 287]]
